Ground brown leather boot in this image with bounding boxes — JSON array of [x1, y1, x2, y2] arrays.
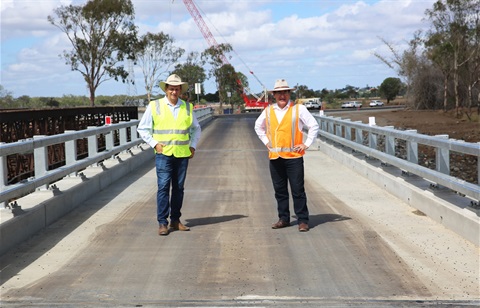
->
[[298, 222, 310, 232], [158, 224, 169, 236], [170, 221, 190, 231], [272, 220, 290, 229]]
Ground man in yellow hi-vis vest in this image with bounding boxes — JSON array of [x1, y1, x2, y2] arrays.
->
[[254, 79, 319, 232], [138, 74, 202, 236]]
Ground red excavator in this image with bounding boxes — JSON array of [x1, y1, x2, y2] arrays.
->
[[181, 0, 270, 112]]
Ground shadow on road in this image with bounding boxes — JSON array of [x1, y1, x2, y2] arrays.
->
[[186, 214, 248, 227], [292, 213, 351, 229]]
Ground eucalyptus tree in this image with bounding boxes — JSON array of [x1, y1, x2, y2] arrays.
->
[[48, 0, 138, 106], [295, 85, 309, 100], [172, 52, 206, 103], [425, 0, 480, 115], [424, 31, 454, 111], [0, 85, 14, 108], [217, 64, 243, 110], [344, 85, 358, 99], [374, 34, 426, 108], [235, 71, 249, 103], [135, 32, 185, 102], [201, 44, 234, 110]]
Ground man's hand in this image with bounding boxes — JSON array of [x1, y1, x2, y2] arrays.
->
[[293, 144, 308, 152], [154, 143, 165, 153], [189, 147, 196, 158]]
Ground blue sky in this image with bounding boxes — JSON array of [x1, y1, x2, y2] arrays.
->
[[1, 0, 436, 98]]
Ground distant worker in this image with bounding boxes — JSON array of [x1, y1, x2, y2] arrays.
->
[[138, 74, 202, 236], [254, 79, 319, 232]]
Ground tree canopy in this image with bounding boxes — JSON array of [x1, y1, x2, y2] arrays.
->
[[201, 44, 234, 109], [48, 0, 138, 106], [379, 77, 403, 103], [172, 52, 207, 103], [135, 32, 184, 102], [376, 0, 480, 115]]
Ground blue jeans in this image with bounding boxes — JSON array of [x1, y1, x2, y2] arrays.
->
[[155, 154, 189, 225], [269, 157, 309, 223]]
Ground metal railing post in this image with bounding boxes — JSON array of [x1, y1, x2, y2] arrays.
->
[[435, 135, 450, 175], [119, 124, 127, 146], [369, 133, 377, 150], [87, 127, 98, 158], [321, 118, 328, 133], [344, 121, 352, 141], [105, 131, 114, 152], [0, 142, 6, 208], [130, 124, 138, 142], [385, 126, 395, 156], [65, 131, 77, 166], [335, 124, 342, 138], [33, 135, 48, 190], [328, 121, 334, 135], [406, 130, 418, 164], [478, 142, 480, 187], [355, 127, 363, 145]]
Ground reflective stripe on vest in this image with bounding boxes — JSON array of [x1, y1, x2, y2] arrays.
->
[[150, 98, 193, 157], [266, 102, 304, 159]]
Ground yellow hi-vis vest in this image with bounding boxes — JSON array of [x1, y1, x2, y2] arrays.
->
[[150, 98, 193, 158], [266, 102, 304, 160]]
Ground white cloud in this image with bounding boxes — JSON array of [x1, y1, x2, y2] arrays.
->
[[1, 0, 72, 41], [335, 1, 369, 17], [1, 0, 436, 97]]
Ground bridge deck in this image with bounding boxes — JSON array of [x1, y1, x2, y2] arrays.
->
[[0, 116, 478, 307]]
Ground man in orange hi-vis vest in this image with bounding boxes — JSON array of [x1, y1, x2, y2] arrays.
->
[[254, 79, 319, 232]]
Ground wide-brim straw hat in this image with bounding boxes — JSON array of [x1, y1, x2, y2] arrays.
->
[[159, 74, 188, 93], [269, 79, 296, 92]]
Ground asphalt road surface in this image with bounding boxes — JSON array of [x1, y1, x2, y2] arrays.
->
[[1, 115, 478, 307]]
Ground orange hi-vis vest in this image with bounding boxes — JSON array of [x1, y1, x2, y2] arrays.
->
[[266, 102, 304, 160]]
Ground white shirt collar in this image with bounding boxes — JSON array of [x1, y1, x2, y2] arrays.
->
[[273, 101, 292, 111]]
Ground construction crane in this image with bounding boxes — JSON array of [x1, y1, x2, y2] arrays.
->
[[179, 0, 269, 111], [182, 0, 228, 64]]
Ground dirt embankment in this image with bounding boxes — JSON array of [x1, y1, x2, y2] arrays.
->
[[333, 109, 479, 142]]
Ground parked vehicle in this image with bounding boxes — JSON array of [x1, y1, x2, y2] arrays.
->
[[369, 100, 384, 107], [304, 100, 321, 110], [341, 101, 362, 108], [341, 101, 351, 108]]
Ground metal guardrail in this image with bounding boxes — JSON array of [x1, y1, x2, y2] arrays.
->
[[314, 114, 480, 204], [4, 106, 475, 207], [0, 107, 215, 206], [194, 106, 215, 123], [0, 121, 142, 205]]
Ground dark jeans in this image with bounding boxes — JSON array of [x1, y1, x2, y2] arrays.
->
[[155, 154, 189, 225], [269, 157, 309, 223]]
